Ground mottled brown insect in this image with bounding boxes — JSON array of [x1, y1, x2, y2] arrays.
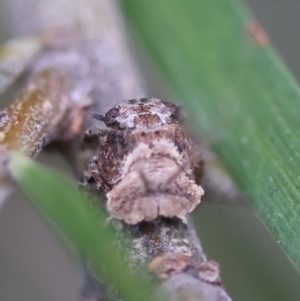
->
[[84, 98, 204, 224]]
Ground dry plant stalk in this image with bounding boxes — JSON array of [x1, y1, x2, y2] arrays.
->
[[0, 0, 233, 300]]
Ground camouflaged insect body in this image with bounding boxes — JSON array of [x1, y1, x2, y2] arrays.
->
[[86, 98, 204, 224]]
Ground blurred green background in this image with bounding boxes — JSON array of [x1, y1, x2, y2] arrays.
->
[[1, 0, 300, 301]]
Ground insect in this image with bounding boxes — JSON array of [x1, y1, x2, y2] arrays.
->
[[83, 97, 204, 224]]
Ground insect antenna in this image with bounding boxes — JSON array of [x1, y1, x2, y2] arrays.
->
[[91, 113, 106, 121]]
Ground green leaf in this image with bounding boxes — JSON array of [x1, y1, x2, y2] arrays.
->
[[122, 0, 300, 269], [9, 153, 155, 301]]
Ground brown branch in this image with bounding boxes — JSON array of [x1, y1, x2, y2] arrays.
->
[[0, 46, 90, 157], [0, 0, 233, 300]]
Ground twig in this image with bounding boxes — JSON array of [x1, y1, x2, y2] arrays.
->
[[0, 36, 44, 96]]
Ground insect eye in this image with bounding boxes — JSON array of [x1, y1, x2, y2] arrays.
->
[[171, 105, 181, 120], [162, 101, 181, 120], [104, 108, 120, 127]]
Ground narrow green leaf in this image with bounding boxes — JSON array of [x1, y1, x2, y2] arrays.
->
[[123, 0, 300, 269], [9, 153, 155, 301], [0, 36, 44, 96]]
